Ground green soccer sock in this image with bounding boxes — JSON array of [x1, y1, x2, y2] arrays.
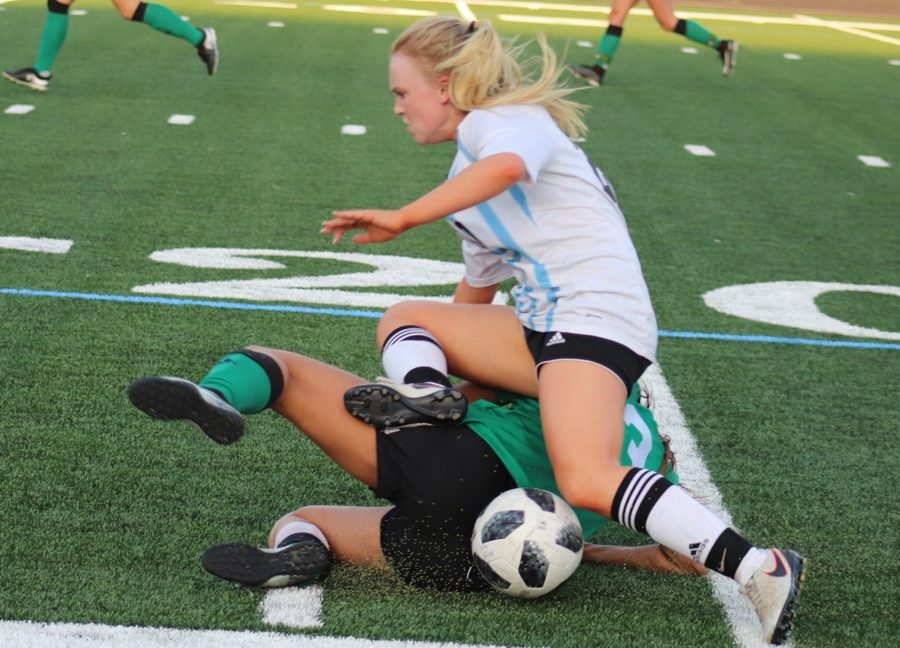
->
[[595, 25, 623, 67], [34, 2, 70, 74], [135, 2, 203, 47], [199, 351, 279, 414], [676, 19, 720, 49]]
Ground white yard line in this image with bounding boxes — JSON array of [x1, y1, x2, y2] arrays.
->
[[0, 620, 514, 647], [455, 0, 477, 22], [794, 14, 900, 46], [642, 364, 784, 648]]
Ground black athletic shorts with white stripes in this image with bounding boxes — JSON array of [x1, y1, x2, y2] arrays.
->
[[524, 328, 651, 391], [373, 424, 516, 592]]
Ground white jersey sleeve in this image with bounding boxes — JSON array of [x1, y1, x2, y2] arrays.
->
[[462, 108, 556, 184]]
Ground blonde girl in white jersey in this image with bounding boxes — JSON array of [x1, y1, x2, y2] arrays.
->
[[321, 17, 804, 645]]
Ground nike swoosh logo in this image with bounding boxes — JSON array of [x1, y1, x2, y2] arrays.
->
[[765, 551, 788, 577]]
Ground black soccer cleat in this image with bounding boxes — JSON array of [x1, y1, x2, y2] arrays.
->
[[197, 27, 219, 75], [568, 63, 606, 86], [718, 40, 738, 77], [127, 376, 244, 444], [201, 534, 332, 588], [344, 378, 467, 427], [3, 67, 51, 91]]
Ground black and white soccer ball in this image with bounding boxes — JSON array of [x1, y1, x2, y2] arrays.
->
[[471, 488, 583, 599]]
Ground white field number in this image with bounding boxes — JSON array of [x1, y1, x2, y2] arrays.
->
[[2, 238, 898, 339]]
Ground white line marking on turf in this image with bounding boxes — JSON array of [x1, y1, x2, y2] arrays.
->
[[0, 236, 72, 254], [268, 20, 285, 26], [322, 4, 436, 16], [794, 14, 900, 46], [341, 124, 367, 135], [642, 365, 774, 648], [681, 46, 698, 54], [0, 620, 517, 648], [890, 59, 900, 65], [685, 144, 716, 157], [5, 104, 34, 115], [215, 0, 297, 8], [167, 114, 196, 125], [857, 155, 891, 168], [576, 40, 592, 47], [374, 27, 389, 33], [261, 586, 323, 628], [783, 53, 802, 60], [455, 0, 477, 22], [70, 8, 87, 14]]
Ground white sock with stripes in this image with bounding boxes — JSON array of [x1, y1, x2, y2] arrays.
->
[[612, 467, 763, 581], [274, 520, 329, 549], [381, 325, 450, 386]]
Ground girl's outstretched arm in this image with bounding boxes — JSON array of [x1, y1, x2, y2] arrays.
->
[[322, 153, 527, 244]]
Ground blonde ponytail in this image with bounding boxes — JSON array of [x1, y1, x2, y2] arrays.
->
[[393, 17, 587, 138]]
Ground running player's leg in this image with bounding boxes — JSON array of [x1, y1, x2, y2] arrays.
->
[[568, 0, 638, 85], [646, 0, 737, 75], [113, 0, 218, 74], [2, 0, 72, 90]]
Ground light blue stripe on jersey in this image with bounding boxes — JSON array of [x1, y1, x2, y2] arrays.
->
[[455, 141, 558, 330]]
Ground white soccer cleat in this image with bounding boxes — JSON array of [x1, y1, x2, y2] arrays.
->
[[741, 548, 807, 645]]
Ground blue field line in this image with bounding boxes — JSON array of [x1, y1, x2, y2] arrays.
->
[[3, 286, 898, 350]]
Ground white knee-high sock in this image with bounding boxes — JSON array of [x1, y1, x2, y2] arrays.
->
[[381, 326, 450, 386], [613, 468, 766, 583], [274, 520, 329, 549]]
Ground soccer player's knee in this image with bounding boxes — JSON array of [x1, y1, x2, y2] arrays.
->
[[376, 300, 434, 345], [664, 17, 683, 33], [554, 473, 613, 517], [113, 0, 141, 20]]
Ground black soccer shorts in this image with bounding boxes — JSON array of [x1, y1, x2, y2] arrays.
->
[[374, 424, 516, 592], [524, 328, 651, 391]]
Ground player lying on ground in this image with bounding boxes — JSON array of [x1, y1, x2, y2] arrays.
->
[[3, 0, 218, 91], [128, 345, 705, 593]]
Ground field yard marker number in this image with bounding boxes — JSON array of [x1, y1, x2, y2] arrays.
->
[[2, 239, 897, 340]]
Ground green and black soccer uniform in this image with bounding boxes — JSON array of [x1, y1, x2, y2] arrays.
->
[[374, 387, 678, 591]]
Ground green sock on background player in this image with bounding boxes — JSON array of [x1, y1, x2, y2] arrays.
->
[[200, 350, 284, 414], [595, 24, 623, 68], [133, 2, 204, 46], [675, 19, 720, 49], [35, 0, 70, 74]]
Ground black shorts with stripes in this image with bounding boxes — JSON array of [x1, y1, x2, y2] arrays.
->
[[524, 328, 651, 391], [373, 424, 516, 592]]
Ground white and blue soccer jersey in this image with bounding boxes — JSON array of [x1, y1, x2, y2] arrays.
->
[[449, 104, 658, 362]]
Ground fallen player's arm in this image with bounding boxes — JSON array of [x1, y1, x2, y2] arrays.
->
[[583, 543, 708, 576]]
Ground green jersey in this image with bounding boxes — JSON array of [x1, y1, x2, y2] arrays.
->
[[463, 389, 678, 538]]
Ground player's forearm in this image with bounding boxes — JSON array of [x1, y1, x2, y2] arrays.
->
[[398, 153, 527, 229], [582, 543, 709, 576]]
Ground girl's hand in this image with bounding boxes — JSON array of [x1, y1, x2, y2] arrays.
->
[[321, 209, 405, 244]]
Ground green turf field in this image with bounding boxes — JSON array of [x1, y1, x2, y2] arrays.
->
[[1, 1, 898, 646]]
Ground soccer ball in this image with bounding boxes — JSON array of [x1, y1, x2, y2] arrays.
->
[[471, 487, 583, 599]]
